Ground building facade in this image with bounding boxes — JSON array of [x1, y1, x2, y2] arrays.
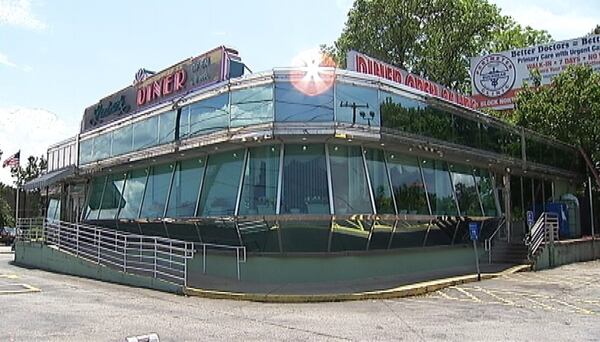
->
[[29, 48, 592, 283]]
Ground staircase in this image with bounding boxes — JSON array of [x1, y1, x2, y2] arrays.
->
[[488, 240, 529, 264]]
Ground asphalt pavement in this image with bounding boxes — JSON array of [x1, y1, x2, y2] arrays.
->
[[0, 248, 599, 341]]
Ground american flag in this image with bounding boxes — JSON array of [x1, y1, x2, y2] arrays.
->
[[2, 151, 20, 168]]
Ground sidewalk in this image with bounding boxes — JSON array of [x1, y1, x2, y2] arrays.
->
[[185, 263, 531, 302]]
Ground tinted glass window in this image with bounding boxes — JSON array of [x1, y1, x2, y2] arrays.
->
[[112, 124, 133, 156], [386, 152, 429, 215], [98, 173, 126, 220], [239, 145, 280, 215], [133, 116, 158, 150], [85, 176, 106, 220], [364, 148, 395, 214], [158, 110, 177, 144], [230, 85, 273, 127], [274, 81, 334, 122], [421, 159, 457, 215], [183, 93, 229, 137], [197, 150, 244, 216], [166, 158, 205, 217], [118, 169, 148, 219], [329, 145, 372, 214], [449, 164, 482, 216], [280, 144, 329, 214], [79, 138, 93, 165], [140, 164, 174, 218], [336, 83, 380, 126]]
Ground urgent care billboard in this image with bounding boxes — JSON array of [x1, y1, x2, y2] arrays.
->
[[470, 34, 600, 110], [347, 51, 478, 109]]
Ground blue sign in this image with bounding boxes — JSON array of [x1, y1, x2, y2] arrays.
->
[[527, 210, 535, 228], [469, 222, 480, 241]]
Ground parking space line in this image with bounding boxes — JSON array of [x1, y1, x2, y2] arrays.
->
[[451, 286, 481, 303], [470, 286, 515, 306], [550, 299, 596, 315], [0, 274, 19, 279], [0, 283, 41, 295]]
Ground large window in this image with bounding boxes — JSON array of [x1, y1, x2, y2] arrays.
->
[[386, 153, 429, 215], [474, 169, 498, 216], [85, 176, 106, 220], [274, 81, 334, 122], [336, 83, 380, 126], [197, 150, 244, 216], [98, 173, 126, 220], [79, 138, 93, 165], [280, 144, 329, 214], [364, 148, 395, 214], [239, 145, 280, 215], [133, 116, 158, 151], [166, 158, 205, 217], [230, 85, 273, 128], [449, 164, 482, 216], [118, 169, 148, 219], [181, 93, 229, 138], [93, 133, 111, 161], [421, 159, 458, 216], [329, 145, 372, 214], [158, 110, 177, 144], [112, 125, 133, 156], [140, 164, 174, 218]]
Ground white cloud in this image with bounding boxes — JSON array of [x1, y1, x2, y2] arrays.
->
[[491, 0, 598, 40], [0, 51, 16, 67], [0, 0, 46, 31], [0, 106, 78, 185]]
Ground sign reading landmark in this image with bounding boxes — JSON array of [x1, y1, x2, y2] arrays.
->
[[470, 34, 600, 110], [81, 46, 238, 133], [347, 51, 478, 109]]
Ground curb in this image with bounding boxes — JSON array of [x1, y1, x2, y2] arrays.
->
[[184, 263, 532, 303]]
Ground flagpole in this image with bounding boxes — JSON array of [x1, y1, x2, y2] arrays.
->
[[15, 186, 19, 227]]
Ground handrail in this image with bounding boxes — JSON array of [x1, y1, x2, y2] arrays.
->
[[16, 217, 248, 283], [526, 212, 559, 260], [484, 217, 506, 264], [17, 218, 194, 286]]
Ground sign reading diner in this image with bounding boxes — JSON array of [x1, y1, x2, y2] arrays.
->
[[81, 46, 235, 133], [347, 50, 478, 109]]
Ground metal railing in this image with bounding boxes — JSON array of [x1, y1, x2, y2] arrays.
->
[[484, 217, 506, 264], [17, 218, 195, 286], [526, 212, 559, 259]]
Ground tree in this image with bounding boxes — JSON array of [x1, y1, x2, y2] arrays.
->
[[11, 155, 47, 187], [326, 0, 551, 92], [10, 155, 47, 218], [512, 65, 600, 170], [0, 183, 15, 228], [591, 25, 600, 35]]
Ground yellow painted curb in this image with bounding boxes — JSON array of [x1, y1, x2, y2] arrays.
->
[[184, 263, 532, 303]]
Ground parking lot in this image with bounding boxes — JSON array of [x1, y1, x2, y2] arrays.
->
[[0, 246, 599, 341]]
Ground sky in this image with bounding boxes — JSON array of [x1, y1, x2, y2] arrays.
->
[[0, 0, 599, 185]]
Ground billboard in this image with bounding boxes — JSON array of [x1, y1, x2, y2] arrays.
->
[[470, 34, 600, 110], [347, 50, 478, 109], [81, 46, 239, 133]]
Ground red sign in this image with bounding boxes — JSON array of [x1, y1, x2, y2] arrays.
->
[[347, 51, 478, 109], [136, 69, 187, 106]]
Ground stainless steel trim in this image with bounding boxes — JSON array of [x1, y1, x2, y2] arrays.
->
[[361, 145, 377, 214], [275, 144, 284, 215], [325, 144, 335, 215], [234, 149, 249, 216]]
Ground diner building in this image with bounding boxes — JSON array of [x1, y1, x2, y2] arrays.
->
[[23, 46, 595, 285]]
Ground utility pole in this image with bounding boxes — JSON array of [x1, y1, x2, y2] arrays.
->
[[339, 101, 370, 125]]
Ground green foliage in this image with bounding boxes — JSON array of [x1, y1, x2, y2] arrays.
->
[[591, 25, 600, 35], [326, 0, 551, 92], [512, 64, 600, 169], [10, 155, 46, 187], [0, 183, 15, 227]]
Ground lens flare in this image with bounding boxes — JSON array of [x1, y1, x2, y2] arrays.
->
[[290, 49, 336, 96]]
